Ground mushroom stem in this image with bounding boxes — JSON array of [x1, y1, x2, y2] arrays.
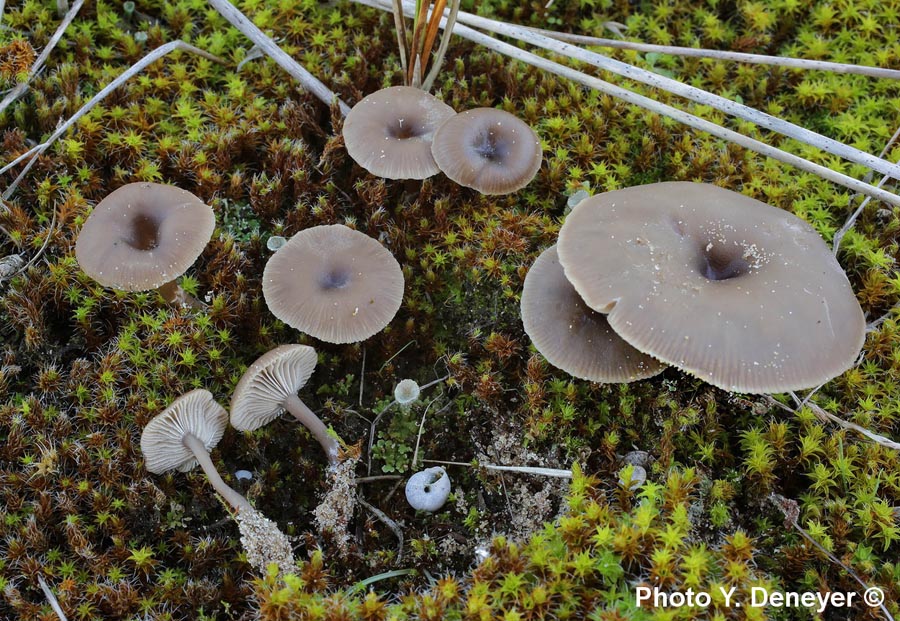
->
[[158, 280, 205, 309], [283, 393, 341, 467], [181, 432, 253, 513]]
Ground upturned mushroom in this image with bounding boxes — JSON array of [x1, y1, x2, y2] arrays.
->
[[141, 389, 250, 511], [262, 224, 405, 344], [75, 182, 214, 307], [557, 182, 866, 393], [342, 86, 456, 180], [521, 245, 665, 382], [230, 344, 340, 466], [140, 389, 295, 574], [431, 108, 542, 195]]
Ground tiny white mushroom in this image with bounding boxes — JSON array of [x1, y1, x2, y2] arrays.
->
[[618, 464, 647, 490], [405, 466, 451, 512], [266, 235, 287, 251], [394, 379, 421, 405]]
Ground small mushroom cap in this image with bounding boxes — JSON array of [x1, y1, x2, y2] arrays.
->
[[431, 108, 542, 195], [557, 182, 866, 393], [230, 344, 318, 432], [521, 245, 665, 382], [75, 182, 214, 291], [405, 467, 451, 512], [342, 86, 456, 180], [140, 389, 228, 474], [263, 224, 405, 344]]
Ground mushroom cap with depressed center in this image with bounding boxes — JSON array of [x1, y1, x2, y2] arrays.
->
[[76, 182, 215, 291], [140, 389, 228, 474], [557, 182, 866, 393], [342, 86, 456, 180], [431, 108, 542, 195], [263, 224, 405, 344], [231, 344, 318, 432], [521, 245, 666, 383]]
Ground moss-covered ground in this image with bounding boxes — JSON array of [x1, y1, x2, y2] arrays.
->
[[1, 0, 899, 618]]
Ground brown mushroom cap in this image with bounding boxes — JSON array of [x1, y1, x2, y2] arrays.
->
[[140, 389, 228, 474], [342, 86, 456, 180], [231, 344, 318, 432], [262, 224, 405, 344], [75, 182, 215, 291], [557, 182, 865, 393], [431, 108, 542, 195], [522, 245, 666, 382]]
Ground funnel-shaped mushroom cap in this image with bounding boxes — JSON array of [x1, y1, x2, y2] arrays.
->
[[343, 86, 456, 180], [522, 245, 666, 383], [263, 224, 405, 344], [231, 344, 318, 431], [431, 108, 542, 195], [76, 183, 215, 291], [140, 389, 228, 474], [558, 182, 866, 393]]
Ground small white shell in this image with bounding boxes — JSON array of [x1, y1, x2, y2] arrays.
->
[[394, 379, 420, 405], [405, 466, 451, 512]]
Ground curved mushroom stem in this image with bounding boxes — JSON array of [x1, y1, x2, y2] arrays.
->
[[283, 393, 341, 467], [158, 280, 205, 309], [182, 433, 253, 513]]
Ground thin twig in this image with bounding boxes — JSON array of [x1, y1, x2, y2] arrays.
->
[[391, 0, 409, 80], [448, 7, 900, 182], [206, 0, 349, 115], [0, 0, 85, 114], [771, 494, 895, 621], [359, 497, 404, 560], [421, 0, 459, 92], [9, 207, 56, 279], [358, 346, 366, 407], [410, 400, 453, 469], [522, 26, 900, 80], [2, 41, 224, 199], [423, 459, 573, 478], [354, 0, 900, 207], [833, 124, 900, 255], [37, 576, 68, 621]]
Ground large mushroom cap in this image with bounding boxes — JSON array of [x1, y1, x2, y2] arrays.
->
[[231, 344, 318, 432], [431, 108, 542, 195], [522, 245, 666, 383], [263, 224, 405, 344], [342, 86, 456, 180], [140, 389, 228, 474], [75, 182, 215, 291], [557, 182, 866, 393]]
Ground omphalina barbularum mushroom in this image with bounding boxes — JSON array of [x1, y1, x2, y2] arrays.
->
[[431, 107, 543, 195], [140, 389, 295, 575], [75, 182, 214, 307], [230, 344, 339, 466], [342, 85, 456, 180], [557, 182, 865, 393], [231, 344, 358, 552], [263, 224, 404, 344], [521, 245, 666, 383]]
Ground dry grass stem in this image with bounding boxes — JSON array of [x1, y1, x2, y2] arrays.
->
[[523, 26, 900, 80]]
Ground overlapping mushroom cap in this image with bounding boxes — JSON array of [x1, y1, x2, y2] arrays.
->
[[231, 345, 318, 431], [263, 224, 405, 343], [140, 389, 228, 474], [75, 182, 215, 291], [431, 108, 542, 195], [342, 86, 456, 180], [558, 182, 865, 393], [521, 245, 665, 382]]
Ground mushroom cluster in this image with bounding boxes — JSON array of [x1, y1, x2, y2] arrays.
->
[[141, 342, 361, 569], [343, 86, 542, 195], [523, 182, 865, 394]]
